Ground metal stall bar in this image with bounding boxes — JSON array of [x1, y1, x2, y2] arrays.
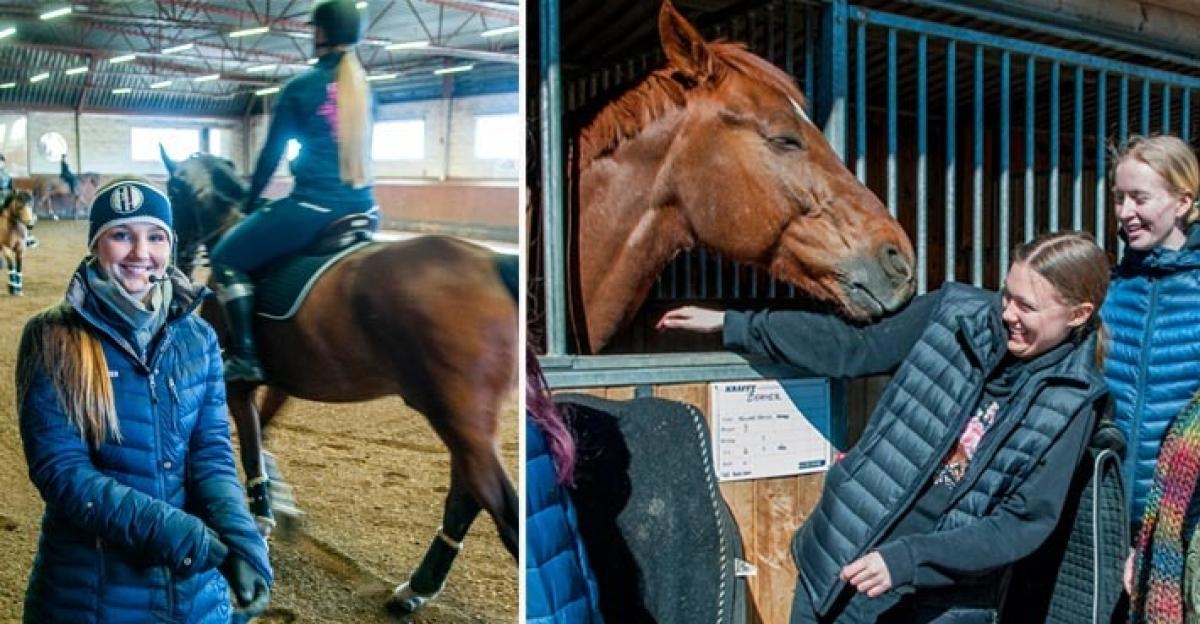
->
[[887, 28, 898, 218], [1184, 89, 1192, 143], [1164, 84, 1171, 133], [973, 45, 984, 287], [540, 0, 566, 356], [1026, 56, 1035, 242], [945, 40, 957, 282], [1120, 74, 1129, 144], [1050, 61, 1060, 231], [1142, 79, 1151, 136], [917, 34, 928, 294], [999, 51, 1011, 280], [856, 19, 866, 183], [1073, 65, 1083, 231], [1096, 71, 1107, 250]]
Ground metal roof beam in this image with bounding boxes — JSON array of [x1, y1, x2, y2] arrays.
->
[[420, 0, 518, 23]]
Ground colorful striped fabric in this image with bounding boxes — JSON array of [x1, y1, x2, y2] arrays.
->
[[1133, 389, 1200, 624]]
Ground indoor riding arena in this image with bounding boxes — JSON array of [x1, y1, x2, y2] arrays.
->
[[0, 1, 518, 622], [531, 1, 1200, 622]]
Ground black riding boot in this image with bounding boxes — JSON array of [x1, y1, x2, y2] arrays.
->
[[213, 266, 265, 383]]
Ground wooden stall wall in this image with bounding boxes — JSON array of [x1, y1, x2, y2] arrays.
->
[[568, 379, 888, 624]]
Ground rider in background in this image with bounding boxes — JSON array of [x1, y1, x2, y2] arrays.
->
[[208, 0, 377, 382], [0, 154, 12, 204], [59, 154, 77, 198]]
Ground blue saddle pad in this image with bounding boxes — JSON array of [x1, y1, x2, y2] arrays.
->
[[254, 241, 374, 320]]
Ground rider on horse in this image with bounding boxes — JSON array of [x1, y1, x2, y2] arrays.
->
[[210, 0, 376, 382]]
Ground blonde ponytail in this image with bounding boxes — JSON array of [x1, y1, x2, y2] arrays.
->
[[18, 306, 120, 447], [335, 47, 372, 188]]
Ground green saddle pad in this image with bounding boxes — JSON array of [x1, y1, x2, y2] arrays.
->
[[255, 241, 375, 320]]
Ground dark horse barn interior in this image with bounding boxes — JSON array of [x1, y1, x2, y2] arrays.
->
[[530, 1, 1200, 622]]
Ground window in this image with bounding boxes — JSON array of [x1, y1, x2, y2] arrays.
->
[[473, 113, 519, 160], [132, 127, 200, 162], [209, 127, 231, 159], [371, 119, 424, 160]]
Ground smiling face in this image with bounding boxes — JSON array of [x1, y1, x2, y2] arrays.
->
[[1001, 261, 1093, 359], [93, 222, 171, 301], [1113, 158, 1191, 251]]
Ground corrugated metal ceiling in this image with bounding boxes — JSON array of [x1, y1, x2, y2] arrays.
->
[[0, 0, 519, 116]]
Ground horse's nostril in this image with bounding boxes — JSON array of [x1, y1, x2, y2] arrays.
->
[[880, 244, 913, 281]]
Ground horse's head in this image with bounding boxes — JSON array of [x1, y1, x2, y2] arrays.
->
[[4, 190, 35, 229], [161, 146, 246, 262], [578, 1, 916, 349]]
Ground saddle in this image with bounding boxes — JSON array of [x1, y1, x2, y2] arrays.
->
[[555, 393, 749, 624], [253, 210, 379, 320]]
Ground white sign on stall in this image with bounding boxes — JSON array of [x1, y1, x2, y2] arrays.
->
[[710, 379, 831, 482]]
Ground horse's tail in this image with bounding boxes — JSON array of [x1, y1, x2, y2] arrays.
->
[[493, 252, 518, 301]]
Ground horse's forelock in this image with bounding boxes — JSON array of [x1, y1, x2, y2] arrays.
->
[[580, 42, 807, 166]]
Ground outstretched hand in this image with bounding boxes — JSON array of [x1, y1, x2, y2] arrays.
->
[[840, 551, 893, 598], [656, 306, 725, 333]]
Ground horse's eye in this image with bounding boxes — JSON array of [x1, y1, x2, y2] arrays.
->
[[768, 135, 805, 151]]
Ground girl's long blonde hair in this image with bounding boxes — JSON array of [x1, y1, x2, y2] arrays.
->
[[17, 306, 120, 447], [333, 47, 372, 188]]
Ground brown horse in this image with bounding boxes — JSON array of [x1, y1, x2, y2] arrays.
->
[[31, 173, 100, 220], [0, 190, 34, 295], [572, 1, 916, 352], [160, 151, 518, 615]]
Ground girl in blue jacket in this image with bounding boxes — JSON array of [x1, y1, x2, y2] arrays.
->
[[209, 0, 377, 383], [1101, 134, 1200, 591], [17, 180, 272, 623]]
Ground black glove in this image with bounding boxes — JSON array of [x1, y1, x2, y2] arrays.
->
[[203, 528, 229, 571], [220, 555, 270, 617], [242, 197, 267, 215]]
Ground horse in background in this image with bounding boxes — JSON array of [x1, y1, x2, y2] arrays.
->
[[0, 190, 35, 295], [30, 173, 101, 220], [570, 0, 916, 353], [161, 150, 518, 616]]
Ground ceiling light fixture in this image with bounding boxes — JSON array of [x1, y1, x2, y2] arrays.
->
[[109, 53, 136, 64], [306, 58, 318, 65], [356, 1, 368, 8], [0, 27, 15, 40], [112, 87, 132, 94], [150, 80, 172, 89], [39, 7, 72, 20], [229, 26, 269, 38], [65, 66, 88, 76], [246, 64, 276, 73], [30, 72, 50, 83], [365, 73, 397, 82], [194, 73, 220, 82], [162, 43, 193, 54], [480, 25, 519, 37], [433, 64, 474, 75], [0, 82, 15, 89], [255, 86, 280, 96], [386, 40, 429, 50]]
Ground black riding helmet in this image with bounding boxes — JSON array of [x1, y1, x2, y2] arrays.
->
[[311, 0, 364, 46]]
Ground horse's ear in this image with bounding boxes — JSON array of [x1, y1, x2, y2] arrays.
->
[[159, 144, 176, 176], [659, 0, 717, 84]]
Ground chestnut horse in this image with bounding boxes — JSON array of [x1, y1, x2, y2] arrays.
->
[[161, 151, 518, 614], [0, 190, 34, 295], [572, 1, 916, 352]]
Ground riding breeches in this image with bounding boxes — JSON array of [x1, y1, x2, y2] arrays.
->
[[208, 196, 373, 273]]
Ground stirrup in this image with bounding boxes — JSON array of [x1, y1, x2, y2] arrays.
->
[[224, 355, 265, 383]]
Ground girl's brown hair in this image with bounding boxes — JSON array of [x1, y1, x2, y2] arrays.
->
[[17, 306, 120, 447], [1012, 231, 1111, 368]]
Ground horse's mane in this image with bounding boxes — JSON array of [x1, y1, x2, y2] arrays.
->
[[579, 42, 809, 166]]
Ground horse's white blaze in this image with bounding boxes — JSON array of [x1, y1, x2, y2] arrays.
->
[[789, 97, 812, 126]]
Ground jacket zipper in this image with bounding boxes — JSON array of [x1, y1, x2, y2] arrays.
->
[[1127, 278, 1159, 510]]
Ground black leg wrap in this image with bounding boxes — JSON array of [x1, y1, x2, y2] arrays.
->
[[408, 538, 462, 595], [247, 478, 274, 523]]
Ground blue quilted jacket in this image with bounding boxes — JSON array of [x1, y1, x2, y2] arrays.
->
[[524, 419, 603, 624], [1101, 225, 1200, 527], [18, 262, 272, 624]]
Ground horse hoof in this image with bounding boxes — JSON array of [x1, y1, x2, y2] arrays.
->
[[273, 503, 305, 542], [386, 581, 443, 615]]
